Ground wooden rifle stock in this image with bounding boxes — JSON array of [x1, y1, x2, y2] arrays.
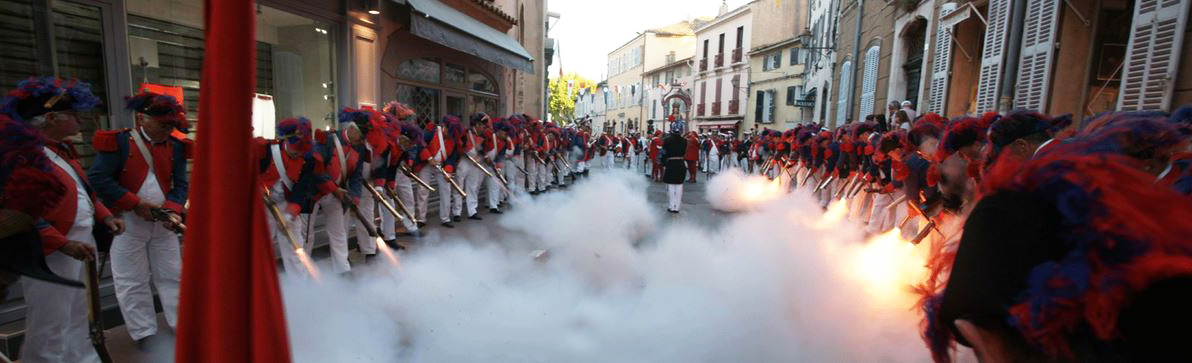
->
[[85, 258, 113, 363]]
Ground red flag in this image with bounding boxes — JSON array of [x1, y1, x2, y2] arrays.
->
[[175, 0, 292, 361]]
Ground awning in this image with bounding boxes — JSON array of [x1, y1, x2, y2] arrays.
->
[[405, 0, 535, 73]]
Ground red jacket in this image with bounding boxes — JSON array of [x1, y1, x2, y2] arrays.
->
[[684, 135, 699, 161], [38, 142, 113, 255], [649, 137, 663, 161], [89, 129, 193, 214]]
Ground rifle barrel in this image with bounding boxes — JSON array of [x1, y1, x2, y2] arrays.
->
[[85, 258, 113, 363]]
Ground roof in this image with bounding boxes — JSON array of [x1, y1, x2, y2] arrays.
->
[[647, 19, 705, 36], [693, 1, 754, 33], [643, 56, 694, 75]]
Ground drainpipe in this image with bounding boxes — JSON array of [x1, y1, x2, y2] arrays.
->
[[846, 0, 863, 127], [998, 0, 1027, 112]]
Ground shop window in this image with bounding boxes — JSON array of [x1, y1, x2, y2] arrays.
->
[[445, 63, 465, 85], [397, 84, 440, 121], [445, 94, 465, 117], [471, 95, 499, 116], [398, 57, 441, 84], [468, 71, 495, 94]]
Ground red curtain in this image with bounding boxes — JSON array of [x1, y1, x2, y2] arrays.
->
[[174, 0, 292, 361]]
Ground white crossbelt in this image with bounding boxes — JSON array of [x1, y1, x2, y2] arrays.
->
[[43, 146, 94, 210], [332, 134, 348, 185], [271, 144, 294, 190]]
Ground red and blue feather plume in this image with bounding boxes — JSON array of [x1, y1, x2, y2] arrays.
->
[[2, 77, 102, 122]]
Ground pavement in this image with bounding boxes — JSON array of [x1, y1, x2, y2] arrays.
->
[[92, 167, 729, 363]]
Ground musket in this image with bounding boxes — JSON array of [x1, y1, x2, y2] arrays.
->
[[847, 179, 869, 199], [383, 186, 417, 224], [149, 208, 186, 234], [361, 179, 406, 222], [886, 194, 908, 214], [85, 257, 113, 363], [834, 174, 857, 200], [262, 191, 302, 253], [340, 194, 381, 237], [904, 199, 944, 241], [434, 163, 468, 198], [814, 174, 836, 193], [484, 157, 510, 185], [398, 163, 435, 192], [801, 168, 817, 187], [465, 152, 513, 194]]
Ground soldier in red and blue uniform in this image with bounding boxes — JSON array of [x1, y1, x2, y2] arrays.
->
[[311, 108, 375, 272], [2, 77, 124, 363], [256, 117, 335, 274], [87, 91, 191, 347], [416, 116, 464, 227]]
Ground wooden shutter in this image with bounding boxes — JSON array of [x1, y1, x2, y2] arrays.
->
[[1117, 0, 1191, 111], [974, 0, 1012, 112], [837, 60, 853, 123], [1014, 0, 1062, 112], [859, 46, 880, 118], [926, 6, 956, 115]]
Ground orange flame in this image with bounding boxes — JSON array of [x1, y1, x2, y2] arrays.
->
[[294, 247, 322, 281], [375, 237, 403, 272]]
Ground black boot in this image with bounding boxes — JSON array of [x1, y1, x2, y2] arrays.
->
[[468, 214, 483, 220], [489, 208, 503, 214], [441, 221, 455, 228]]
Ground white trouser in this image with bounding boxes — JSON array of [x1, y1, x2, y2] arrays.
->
[[866, 192, 896, 234], [506, 156, 524, 194], [666, 184, 683, 211], [526, 156, 540, 192], [110, 211, 182, 340], [555, 159, 567, 185], [266, 184, 310, 275], [415, 166, 437, 223], [355, 184, 379, 255], [709, 151, 721, 173], [849, 190, 874, 224], [729, 152, 739, 168], [421, 165, 452, 221], [539, 159, 552, 188], [487, 170, 502, 209], [700, 151, 708, 172], [459, 156, 483, 217], [313, 194, 351, 273], [21, 231, 100, 363], [393, 172, 419, 232], [605, 153, 614, 169], [379, 187, 397, 241], [819, 178, 835, 208]]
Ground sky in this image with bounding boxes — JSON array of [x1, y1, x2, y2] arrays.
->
[[545, 0, 752, 82]]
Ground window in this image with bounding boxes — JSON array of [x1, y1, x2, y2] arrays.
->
[[766, 90, 776, 122], [718, 33, 725, 54], [732, 75, 740, 101], [755, 90, 765, 122], [791, 48, 801, 65], [736, 26, 744, 49], [715, 78, 722, 103], [700, 81, 706, 104], [772, 52, 782, 69], [469, 71, 496, 93], [703, 39, 709, 58], [787, 86, 797, 105], [444, 63, 466, 85]]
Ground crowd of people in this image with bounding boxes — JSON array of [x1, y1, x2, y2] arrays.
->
[[2, 74, 1192, 362]]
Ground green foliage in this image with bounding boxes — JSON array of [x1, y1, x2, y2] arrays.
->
[[547, 73, 593, 125]]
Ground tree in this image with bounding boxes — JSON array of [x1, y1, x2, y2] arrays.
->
[[547, 72, 593, 125]]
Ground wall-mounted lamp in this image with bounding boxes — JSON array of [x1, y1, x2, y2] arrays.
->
[[367, 0, 381, 15]]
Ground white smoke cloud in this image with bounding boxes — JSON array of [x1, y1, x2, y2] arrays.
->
[[280, 169, 933, 362], [705, 168, 788, 212]]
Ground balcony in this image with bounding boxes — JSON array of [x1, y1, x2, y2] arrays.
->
[[712, 101, 721, 115], [714, 53, 724, 68], [697, 104, 705, 116], [728, 99, 739, 114], [699, 59, 707, 72], [732, 48, 743, 64]]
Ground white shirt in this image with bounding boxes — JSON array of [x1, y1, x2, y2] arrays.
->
[[44, 146, 94, 233]]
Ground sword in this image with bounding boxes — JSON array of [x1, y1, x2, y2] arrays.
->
[[85, 257, 113, 363], [361, 179, 405, 222], [434, 163, 468, 198], [399, 163, 435, 192]]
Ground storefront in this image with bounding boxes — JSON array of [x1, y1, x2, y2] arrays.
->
[[0, 0, 369, 140], [378, 0, 535, 122]]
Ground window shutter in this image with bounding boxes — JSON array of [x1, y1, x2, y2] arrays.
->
[[787, 86, 797, 105], [1014, 0, 1062, 112], [927, 6, 957, 115], [1118, 0, 1191, 111], [837, 60, 853, 124], [767, 90, 777, 122], [775, 52, 782, 69], [974, 0, 1012, 112], [859, 46, 880, 118], [756, 90, 765, 122]]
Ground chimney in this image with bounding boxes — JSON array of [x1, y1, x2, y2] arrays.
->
[[718, 1, 728, 17]]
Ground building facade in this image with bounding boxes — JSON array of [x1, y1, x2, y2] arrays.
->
[[743, 0, 810, 134], [693, 2, 753, 133], [804, 0, 840, 124], [644, 56, 695, 134], [829, 0, 896, 128], [604, 20, 700, 135]]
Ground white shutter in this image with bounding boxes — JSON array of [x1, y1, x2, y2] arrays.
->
[[859, 46, 880, 118], [927, 6, 956, 115], [1014, 0, 1062, 112], [837, 60, 853, 124], [974, 0, 1012, 112], [1117, 0, 1191, 111], [767, 90, 777, 121]]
